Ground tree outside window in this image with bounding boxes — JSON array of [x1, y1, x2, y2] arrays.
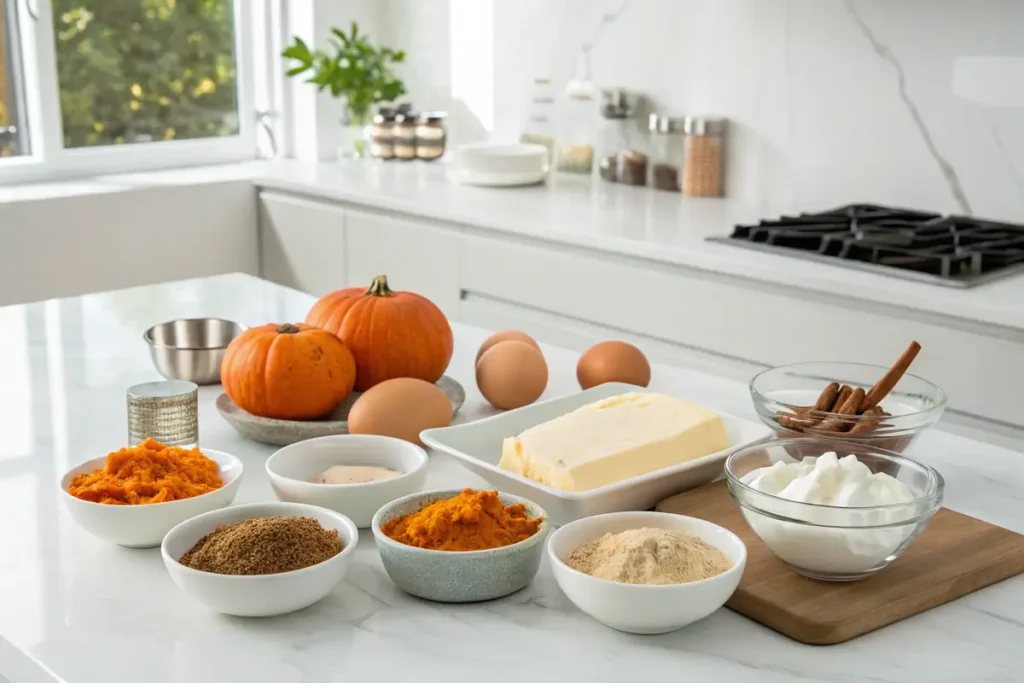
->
[[53, 0, 239, 148]]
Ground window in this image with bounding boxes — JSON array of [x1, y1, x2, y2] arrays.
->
[[53, 0, 239, 148], [1, 0, 26, 156], [0, 0, 269, 184]]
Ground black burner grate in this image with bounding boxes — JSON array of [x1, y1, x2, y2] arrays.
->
[[720, 204, 1024, 284]]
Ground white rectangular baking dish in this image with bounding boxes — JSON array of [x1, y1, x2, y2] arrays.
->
[[420, 382, 772, 525]]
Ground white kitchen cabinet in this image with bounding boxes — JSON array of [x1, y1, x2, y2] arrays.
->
[[345, 209, 461, 316], [460, 233, 1024, 429], [459, 291, 765, 385], [255, 184, 1023, 436], [258, 191, 347, 296], [0, 181, 257, 306]]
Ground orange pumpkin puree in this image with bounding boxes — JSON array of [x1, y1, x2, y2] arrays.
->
[[382, 488, 543, 551], [68, 438, 223, 505]]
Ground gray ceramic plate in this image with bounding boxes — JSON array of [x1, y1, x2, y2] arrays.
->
[[372, 489, 549, 603], [216, 375, 466, 446]]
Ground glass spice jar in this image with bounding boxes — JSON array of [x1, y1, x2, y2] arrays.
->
[[648, 114, 686, 192], [594, 88, 633, 184], [392, 113, 417, 161], [520, 77, 557, 165], [682, 116, 726, 197], [555, 75, 597, 175], [415, 112, 447, 161], [370, 107, 396, 160], [619, 149, 649, 186]]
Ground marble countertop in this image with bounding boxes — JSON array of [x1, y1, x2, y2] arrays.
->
[[1, 273, 1023, 683]]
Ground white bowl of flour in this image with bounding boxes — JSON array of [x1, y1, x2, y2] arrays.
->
[[547, 511, 746, 635]]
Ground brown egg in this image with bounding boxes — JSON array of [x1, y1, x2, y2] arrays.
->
[[347, 377, 453, 446], [577, 340, 651, 390], [476, 340, 548, 410], [475, 330, 541, 366]]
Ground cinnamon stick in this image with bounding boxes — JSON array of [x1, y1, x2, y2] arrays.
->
[[832, 385, 853, 414], [862, 341, 921, 412], [778, 415, 809, 432], [817, 387, 865, 432], [814, 382, 841, 412], [848, 406, 884, 435]]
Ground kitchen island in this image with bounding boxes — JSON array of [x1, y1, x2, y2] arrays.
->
[[0, 273, 1021, 683]]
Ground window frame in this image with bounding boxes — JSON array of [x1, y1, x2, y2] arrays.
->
[[2, 0, 30, 155], [0, 0, 261, 185]]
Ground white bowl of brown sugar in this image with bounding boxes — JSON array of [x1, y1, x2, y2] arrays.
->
[[547, 511, 746, 634], [161, 501, 358, 617]]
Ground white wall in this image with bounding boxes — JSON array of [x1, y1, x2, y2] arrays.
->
[[379, 0, 1024, 220], [287, 0, 383, 162], [0, 180, 258, 305]]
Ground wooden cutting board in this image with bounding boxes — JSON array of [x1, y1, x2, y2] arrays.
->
[[657, 479, 1024, 645]]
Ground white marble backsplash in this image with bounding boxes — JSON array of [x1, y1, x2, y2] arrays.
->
[[378, 0, 1024, 220]]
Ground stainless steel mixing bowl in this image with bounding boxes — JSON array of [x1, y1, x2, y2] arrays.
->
[[143, 318, 244, 385]]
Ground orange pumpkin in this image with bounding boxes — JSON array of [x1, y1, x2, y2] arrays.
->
[[306, 275, 454, 391], [220, 323, 356, 420]]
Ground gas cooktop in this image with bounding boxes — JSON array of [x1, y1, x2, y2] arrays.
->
[[708, 204, 1024, 288]]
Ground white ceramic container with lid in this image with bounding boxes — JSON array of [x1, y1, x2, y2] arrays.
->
[[447, 142, 549, 187]]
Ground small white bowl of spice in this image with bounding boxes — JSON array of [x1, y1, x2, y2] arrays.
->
[[266, 434, 428, 527], [547, 511, 746, 634], [161, 501, 358, 617]]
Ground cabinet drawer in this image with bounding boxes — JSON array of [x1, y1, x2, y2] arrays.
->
[[460, 234, 1024, 427], [345, 209, 461, 316], [258, 191, 347, 296]]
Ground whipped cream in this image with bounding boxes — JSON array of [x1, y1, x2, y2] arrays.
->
[[739, 452, 922, 576]]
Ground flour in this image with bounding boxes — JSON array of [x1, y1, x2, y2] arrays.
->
[[565, 528, 732, 585]]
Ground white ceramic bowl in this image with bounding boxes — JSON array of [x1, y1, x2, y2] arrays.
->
[[266, 434, 429, 527], [161, 501, 358, 617], [547, 511, 747, 634], [371, 489, 550, 602], [60, 448, 243, 548]]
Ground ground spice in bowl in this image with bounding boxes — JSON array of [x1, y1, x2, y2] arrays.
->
[[566, 527, 732, 585], [179, 516, 343, 575], [68, 438, 223, 505], [382, 489, 543, 551]]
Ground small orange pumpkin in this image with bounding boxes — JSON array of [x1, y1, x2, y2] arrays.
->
[[220, 323, 356, 420], [306, 275, 454, 391]]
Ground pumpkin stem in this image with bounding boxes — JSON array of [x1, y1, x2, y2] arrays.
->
[[276, 323, 301, 334], [367, 274, 394, 297]]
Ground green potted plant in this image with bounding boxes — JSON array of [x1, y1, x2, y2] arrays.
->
[[283, 22, 406, 159]]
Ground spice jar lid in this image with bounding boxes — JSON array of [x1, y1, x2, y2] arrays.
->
[[649, 114, 687, 134], [600, 88, 633, 119], [394, 113, 417, 125], [683, 116, 727, 136], [417, 111, 447, 123], [395, 102, 414, 114]]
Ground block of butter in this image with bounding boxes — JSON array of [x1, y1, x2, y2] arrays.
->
[[499, 392, 729, 492]]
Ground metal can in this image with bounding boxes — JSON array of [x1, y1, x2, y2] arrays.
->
[[127, 380, 199, 447]]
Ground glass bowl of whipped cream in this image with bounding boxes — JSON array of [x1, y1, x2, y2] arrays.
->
[[749, 361, 946, 453], [725, 436, 944, 581]]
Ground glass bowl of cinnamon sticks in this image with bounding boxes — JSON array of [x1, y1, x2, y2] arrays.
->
[[749, 342, 946, 452]]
